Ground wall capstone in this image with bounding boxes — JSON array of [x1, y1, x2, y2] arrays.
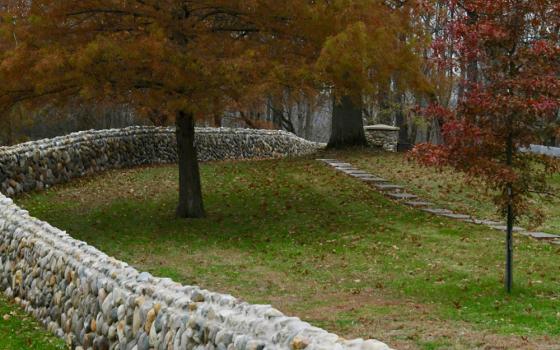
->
[[0, 127, 393, 350], [364, 125, 399, 152]]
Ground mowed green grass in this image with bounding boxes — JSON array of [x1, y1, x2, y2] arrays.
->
[[16, 152, 560, 349], [336, 149, 560, 234], [0, 296, 66, 350]]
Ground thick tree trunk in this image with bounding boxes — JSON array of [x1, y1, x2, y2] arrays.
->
[[394, 89, 412, 152], [213, 114, 222, 127], [328, 95, 367, 148], [272, 105, 284, 129], [176, 111, 205, 218], [395, 106, 410, 151], [6, 117, 13, 145]]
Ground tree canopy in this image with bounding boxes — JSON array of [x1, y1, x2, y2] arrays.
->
[[1, 0, 426, 217], [0, 0, 426, 118]]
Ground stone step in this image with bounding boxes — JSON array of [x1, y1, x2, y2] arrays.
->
[[349, 174, 377, 179], [469, 219, 503, 226], [488, 225, 525, 232], [330, 164, 355, 169], [550, 240, 560, 246], [386, 192, 418, 200], [356, 176, 388, 183], [374, 183, 403, 191], [405, 201, 433, 207], [341, 170, 371, 175], [441, 213, 472, 220], [335, 167, 359, 172], [421, 208, 453, 215], [461, 218, 480, 224], [350, 172, 379, 177], [524, 232, 560, 240], [334, 166, 356, 171]]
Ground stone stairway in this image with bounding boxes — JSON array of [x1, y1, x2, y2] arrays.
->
[[318, 159, 560, 246]]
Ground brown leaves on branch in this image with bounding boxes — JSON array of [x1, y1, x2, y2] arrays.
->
[[0, 0, 427, 123]]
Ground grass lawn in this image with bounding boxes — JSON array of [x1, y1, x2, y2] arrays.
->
[[334, 149, 560, 234], [16, 151, 560, 350], [0, 296, 66, 350]]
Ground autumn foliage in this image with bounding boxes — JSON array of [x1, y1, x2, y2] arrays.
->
[[0, 1, 424, 120], [0, 1, 426, 217], [413, 0, 560, 220]]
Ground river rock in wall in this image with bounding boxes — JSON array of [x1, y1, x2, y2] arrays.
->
[[0, 126, 324, 197]]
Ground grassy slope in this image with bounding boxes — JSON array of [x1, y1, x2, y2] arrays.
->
[[337, 149, 560, 234], [16, 153, 560, 350], [0, 296, 66, 350]]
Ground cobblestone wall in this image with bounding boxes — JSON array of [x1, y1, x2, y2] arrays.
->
[[0, 126, 322, 197], [0, 127, 392, 350]]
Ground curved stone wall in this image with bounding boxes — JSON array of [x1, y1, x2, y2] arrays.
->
[[0, 127, 392, 350], [0, 126, 322, 197]]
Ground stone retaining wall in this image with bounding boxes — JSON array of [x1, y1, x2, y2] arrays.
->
[[0, 126, 322, 197], [0, 127, 392, 350]]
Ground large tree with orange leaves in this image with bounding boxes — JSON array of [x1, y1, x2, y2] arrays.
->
[[0, 1, 424, 218]]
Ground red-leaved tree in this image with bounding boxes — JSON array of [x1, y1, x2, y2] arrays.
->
[[413, 0, 560, 292]]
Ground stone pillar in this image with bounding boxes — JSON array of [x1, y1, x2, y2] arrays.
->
[[364, 124, 399, 152]]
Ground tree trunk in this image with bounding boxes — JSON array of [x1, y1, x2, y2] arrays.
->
[[213, 114, 222, 127], [7, 116, 13, 145], [176, 111, 205, 218], [466, 10, 479, 89], [303, 101, 314, 140], [377, 82, 392, 125], [328, 95, 367, 148], [428, 117, 444, 145], [394, 88, 411, 151], [505, 133, 514, 293], [395, 106, 410, 152], [272, 106, 283, 129]]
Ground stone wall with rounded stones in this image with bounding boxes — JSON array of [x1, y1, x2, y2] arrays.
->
[[0, 127, 393, 350], [0, 126, 324, 197], [364, 126, 399, 153]]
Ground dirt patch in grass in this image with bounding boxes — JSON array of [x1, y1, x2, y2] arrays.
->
[[271, 290, 558, 350], [130, 246, 294, 300]]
